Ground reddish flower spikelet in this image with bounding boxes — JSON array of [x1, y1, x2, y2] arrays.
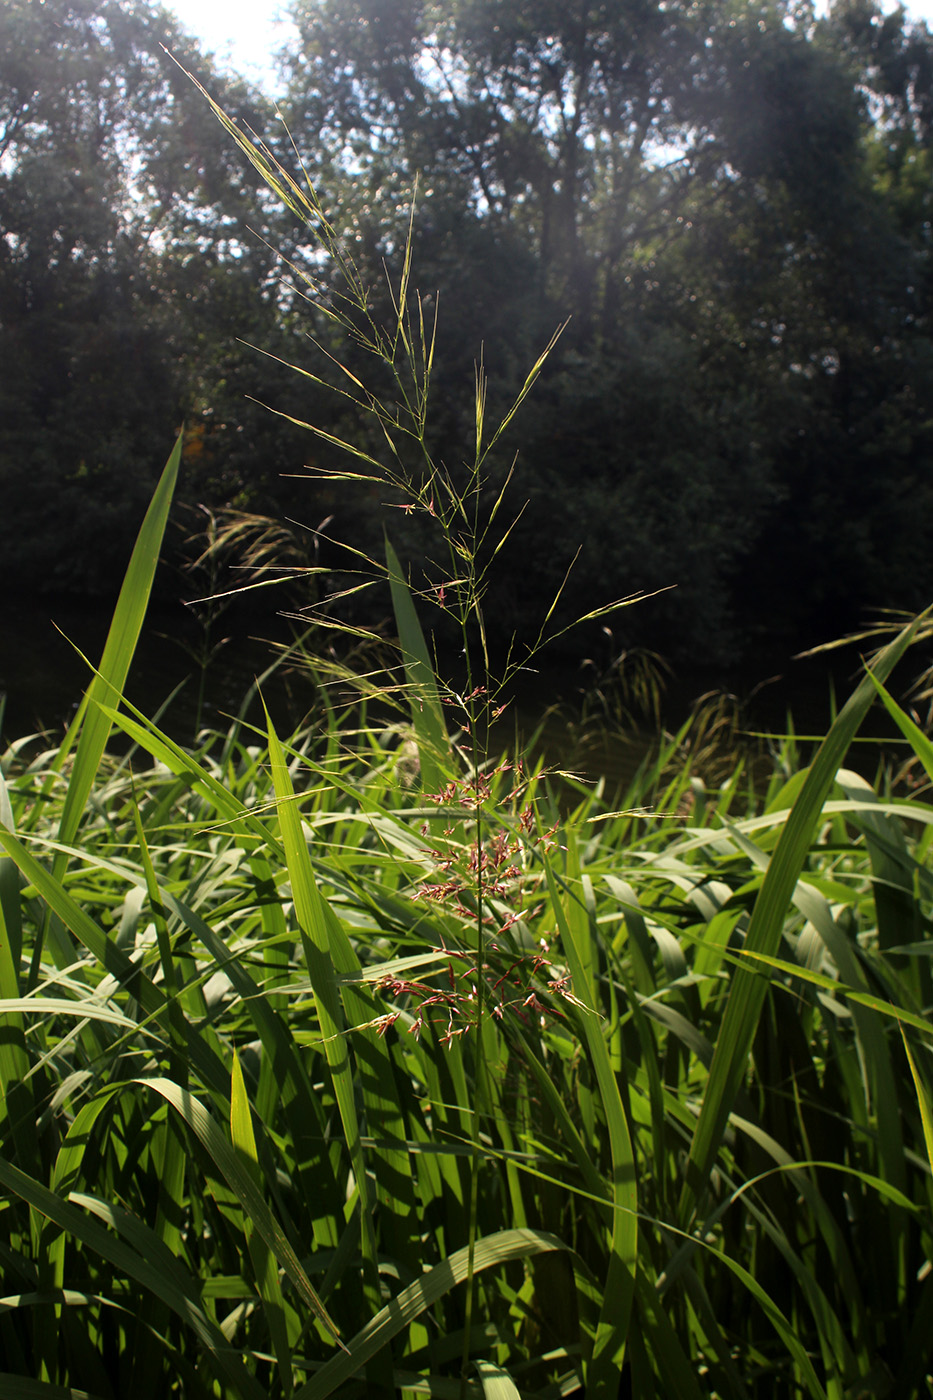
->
[[373, 772, 577, 1043]]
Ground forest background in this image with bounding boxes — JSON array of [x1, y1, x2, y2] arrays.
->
[[3, 0, 933, 694]]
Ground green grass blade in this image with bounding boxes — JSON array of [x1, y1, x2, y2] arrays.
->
[[544, 860, 638, 1396], [151, 883, 344, 1241], [473, 1359, 520, 1398], [632, 1271, 706, 1400], [293, 1229, 578, 1400], [865, 668, 933, 783], [678, 612, 925, 1222], [901, 1029, 933, 1173], [19, 821, 344, 1249], [40, 435, 181, 971], [0, 768, 22, 972], [56, 436, 182, 857], [0, 1154, 267, 1400], [95, 703, 274, 843], [0, 768, 37, 1175], [0, 1379, 106, 1400], [138, 1076, 343, 1349], [231, 1052, 296, 1393], [263, 706, 383, 1317], [385, 535, 450, 794], [0, 825, 230, 1097]]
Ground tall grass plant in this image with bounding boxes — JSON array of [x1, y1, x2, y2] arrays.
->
[[1, 72, 933, 1400]]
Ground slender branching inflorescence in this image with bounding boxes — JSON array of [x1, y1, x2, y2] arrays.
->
[[171, 59, 655, 1394], [174, 60, 648, 713]]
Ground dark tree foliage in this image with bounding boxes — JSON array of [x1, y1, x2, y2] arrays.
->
[[277, 0, 933, 661], [0, 0, 305, 596], [3, 0, 933, 670]]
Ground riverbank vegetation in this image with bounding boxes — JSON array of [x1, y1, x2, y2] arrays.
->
[[1, 441, 933, 1396], [3, 7, 933, 1390]]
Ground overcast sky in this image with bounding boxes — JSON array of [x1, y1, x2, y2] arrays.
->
[[162, 0, 933, 94]]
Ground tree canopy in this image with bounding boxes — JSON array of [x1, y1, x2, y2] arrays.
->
[[0, 0, 299, 592], [2, 0, 932, 668]]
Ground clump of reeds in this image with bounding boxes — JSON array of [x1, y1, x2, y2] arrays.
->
[[1, 66, 933, 1400]]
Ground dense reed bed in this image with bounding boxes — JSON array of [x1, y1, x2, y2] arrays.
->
[[3, 77, 933, 1397], [1, 438, 932, 1398]]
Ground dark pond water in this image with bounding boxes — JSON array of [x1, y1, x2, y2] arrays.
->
[[0, 598, 319, 745], [0, 595, 922, 789]]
